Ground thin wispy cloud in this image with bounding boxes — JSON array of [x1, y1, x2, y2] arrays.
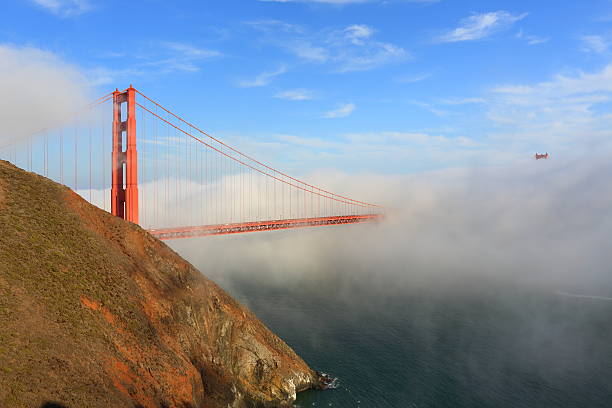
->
[[163, 42, 222, 59], [290, 42, 329, 62], [249, 21, 408, 72], [581, 35, 610, 54], [491, 66, 612, 98], [260, 0, 371, 3], [487, 64, 612, 151], [260, 0, 439, 4], [438, 97, 486, 105], [273, 131, 471, 152], [237, 66, 288, 88], [436, 11, 528, 43], [245, 20, 305, 34], [323, 24, 408, 71], [395, 73, 432, 83], [275, 89, 315, 100], [254, 130, 483, 173], [516, 29, 549, 45], [323, 103, 355, 118], [408, 100, 450, 117], [30, 0, 91, 17], [344, 24, 375, 44], [275, 134, 338, 149], [143, 42, 222, 73], [93, 41, 222, 82], [86, 66, 144, 87]]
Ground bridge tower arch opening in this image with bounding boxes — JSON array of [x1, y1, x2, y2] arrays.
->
[[111, 86, 139, 224]]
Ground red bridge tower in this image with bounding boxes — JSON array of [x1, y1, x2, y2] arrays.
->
[[111, 86, 139, 224]]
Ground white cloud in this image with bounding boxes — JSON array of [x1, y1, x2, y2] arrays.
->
[[487, 64, 612, 152], [163, 42, 221, 59], [378, 65, 612, 164], [248, 21, 408, 72], [260, 0, 439, 3], [290, 42, 329, 62], [492, 66, 612, 99], [230, 65, 612, 173], [30, 0, 91, 17], [237, 66, 288, 88], [516, 29, 549, 45], [275, 89, 315, 100], [95, 41, 223, 80], [245, 20, 305, 34], [581, 35, 610, 54], [438, 97, 486, 105], [408, 100, 450, 117], [80, 41, 223, 87], [86, 66, 144, 87], [250, 129, 484, 173], [344, 24, 375, 44], [103, 42, 223, 76], [261, 0, 370, 3], [436, 11, 528, 43], [323, 103, 355, 118], [325, 25, 408, 71], [141, 42, 222, 73], [0, 44, 90, 144], [275, 134, 338, 148], [395, 73, 432, 83]]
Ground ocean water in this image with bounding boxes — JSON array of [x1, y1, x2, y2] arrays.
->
[[171, 238, 612, 408], [216, 275, 612, 408]]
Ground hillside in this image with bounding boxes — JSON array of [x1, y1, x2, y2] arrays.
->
[[0, 160, 320, 407]]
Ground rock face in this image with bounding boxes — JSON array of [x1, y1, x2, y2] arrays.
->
[[0, 160, 319, 407]]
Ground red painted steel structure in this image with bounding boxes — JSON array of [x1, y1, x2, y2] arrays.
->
[[111, 86, 139, 223], [127, 86, 382, 239], [149, 214, 383, 240]]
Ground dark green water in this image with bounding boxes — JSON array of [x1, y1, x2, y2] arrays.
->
[[171, 232, 612, 408], [215, 275, 612, 408]]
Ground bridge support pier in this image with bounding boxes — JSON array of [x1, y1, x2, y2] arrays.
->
[[111, 86, 139, 224]]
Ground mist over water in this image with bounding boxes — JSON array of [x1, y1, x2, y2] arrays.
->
[[170, 157, 612, 407]]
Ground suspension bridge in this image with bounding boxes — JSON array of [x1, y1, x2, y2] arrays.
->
[[0, 86, 383, 240]]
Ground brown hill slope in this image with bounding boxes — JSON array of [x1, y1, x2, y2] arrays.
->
[[0, 160, 319, 408]]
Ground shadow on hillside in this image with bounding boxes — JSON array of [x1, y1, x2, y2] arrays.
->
[[40, 403, 148, 408], [41, 401, 149, 408]]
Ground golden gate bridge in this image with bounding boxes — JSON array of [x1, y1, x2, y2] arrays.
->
[[0, 86, 383, 240]]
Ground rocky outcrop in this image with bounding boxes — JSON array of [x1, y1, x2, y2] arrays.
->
[[0, 160, 319, 407]]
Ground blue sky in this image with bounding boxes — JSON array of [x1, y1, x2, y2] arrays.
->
[[2, 0, 612, 175]]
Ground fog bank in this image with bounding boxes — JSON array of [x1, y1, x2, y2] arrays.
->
[[171, 155, 612, 298]]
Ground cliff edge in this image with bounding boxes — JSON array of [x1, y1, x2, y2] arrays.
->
[[0, 160, 319, 407]]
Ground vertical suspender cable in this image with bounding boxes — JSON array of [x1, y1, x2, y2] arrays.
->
[[89, 120, 92, 203], [102, 115, 106, 212], [74, 128, 77, 192], [60, 129, 64, 185], [165, 113, 169, 226], [141, 105, 145, 226], [155, 104, 158, 228], [44, 133, 48, 177], [205, 142, 208, 224]]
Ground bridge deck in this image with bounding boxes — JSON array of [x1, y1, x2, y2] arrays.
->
[[148, 214, 383, 240]]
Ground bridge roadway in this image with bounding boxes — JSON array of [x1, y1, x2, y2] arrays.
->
[[148, 214, 383, 240]]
